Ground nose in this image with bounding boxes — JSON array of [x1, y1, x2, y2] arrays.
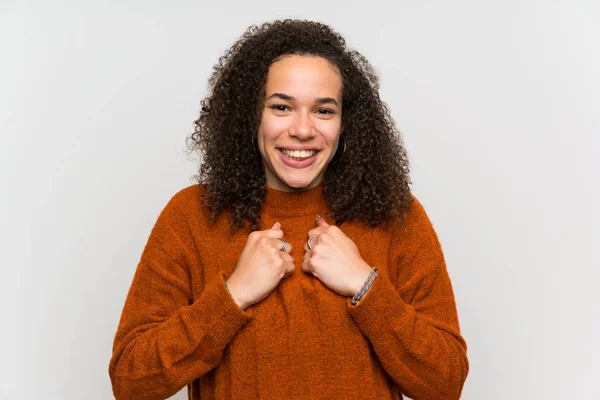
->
[[289, 111, 315, 140]]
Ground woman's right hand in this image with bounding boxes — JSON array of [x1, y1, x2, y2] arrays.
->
[[225, 222, 294, 310]]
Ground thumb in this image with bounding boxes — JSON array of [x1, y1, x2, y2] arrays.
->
[[316, 215, 329, 227], [271, 221, 281, 230]]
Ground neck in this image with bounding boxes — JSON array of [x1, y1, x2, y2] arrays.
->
[[262, 181, 328, 218]]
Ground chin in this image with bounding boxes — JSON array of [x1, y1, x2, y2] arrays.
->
[[282, 176, 318, 190]]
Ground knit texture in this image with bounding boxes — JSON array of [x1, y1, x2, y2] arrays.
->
[[109, 183, 469, 400]]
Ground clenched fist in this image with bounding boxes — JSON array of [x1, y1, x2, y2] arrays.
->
[[226, 222, 294, 310]]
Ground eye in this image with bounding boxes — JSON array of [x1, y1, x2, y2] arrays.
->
[[316, 108, 335, 115], [269, 104, 291, 112]]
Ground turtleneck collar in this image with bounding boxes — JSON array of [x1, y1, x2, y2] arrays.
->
[[262, 182, 329, 218]]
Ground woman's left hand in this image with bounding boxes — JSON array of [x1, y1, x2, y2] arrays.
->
[[303, 215, 372, 297]]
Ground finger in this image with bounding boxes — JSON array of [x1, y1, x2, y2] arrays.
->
[[304, 235, 317, 252], [261, 227, 284, 239], [281, 252, 294, 264], [301, 259, 309, 273], [316, 215, 330, 227], [268, 237, 292, 253], [302, 259, 315, 275], [272, 221, 281, 230], [281, 254, 295, 278], [307, 226, 327, 238], [280, 239, 292, 254], [282, 269, 293, 279], [303, 249, 312, 261], [286, 261, 296, 277]]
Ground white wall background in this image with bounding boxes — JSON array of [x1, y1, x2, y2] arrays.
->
[[2, 0, 598, 399]]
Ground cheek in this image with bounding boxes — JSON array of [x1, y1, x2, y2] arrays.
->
[[314, 117, 341, 136], [321, 124, 341, 148], [259, 114, 289, 141]]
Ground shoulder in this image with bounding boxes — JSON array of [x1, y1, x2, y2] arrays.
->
[[391, 192, 443, 250], [162, 183, 213, 213], [155, 183, 209, 225], [405, 193, 434, 229], [167, 183, 205, 208]]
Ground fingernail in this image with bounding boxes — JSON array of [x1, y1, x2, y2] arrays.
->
[[316, 215, 322, 221], [274, 221, 281, 228]]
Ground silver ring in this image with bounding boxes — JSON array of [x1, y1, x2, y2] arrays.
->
[[277, 238, 288, 252], [307, 235, 317, 250]]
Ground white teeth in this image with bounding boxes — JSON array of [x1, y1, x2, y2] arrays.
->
[[281, 149, 316, 158]]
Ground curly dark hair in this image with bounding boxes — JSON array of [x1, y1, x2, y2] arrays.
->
[[186, 19, 413, 231]]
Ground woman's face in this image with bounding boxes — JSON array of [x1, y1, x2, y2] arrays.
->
[[257, 54, 343, 192]]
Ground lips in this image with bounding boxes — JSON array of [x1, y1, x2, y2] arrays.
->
[[277, 148, 318, 168], [280, 149, 317, 159]]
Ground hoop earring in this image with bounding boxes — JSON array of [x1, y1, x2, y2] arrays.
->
[[251, 136, 259, 156], [336, 136, 346, 160]]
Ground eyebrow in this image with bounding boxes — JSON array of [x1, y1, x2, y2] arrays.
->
[[267, 92, 339, 106]]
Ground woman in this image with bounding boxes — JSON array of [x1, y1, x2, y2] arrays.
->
[[109, 19, 469, 400]]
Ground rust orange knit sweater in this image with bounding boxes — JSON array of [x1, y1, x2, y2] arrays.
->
[[109, 183, 469, 400]]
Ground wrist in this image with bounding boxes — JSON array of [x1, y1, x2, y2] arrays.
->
[[351, 267, 378, 306], [224, 279, 249, 311], [350, 263, 373, 294]]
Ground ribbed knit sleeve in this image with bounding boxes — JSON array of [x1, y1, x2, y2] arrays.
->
[[347, 198, 469, 400], [109, 193, 252, 400]]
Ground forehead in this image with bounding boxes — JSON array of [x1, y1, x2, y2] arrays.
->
[[265, 55, 342, 100]]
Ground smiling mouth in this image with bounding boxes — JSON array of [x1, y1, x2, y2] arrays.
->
[[278, 148, 319, 160]]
